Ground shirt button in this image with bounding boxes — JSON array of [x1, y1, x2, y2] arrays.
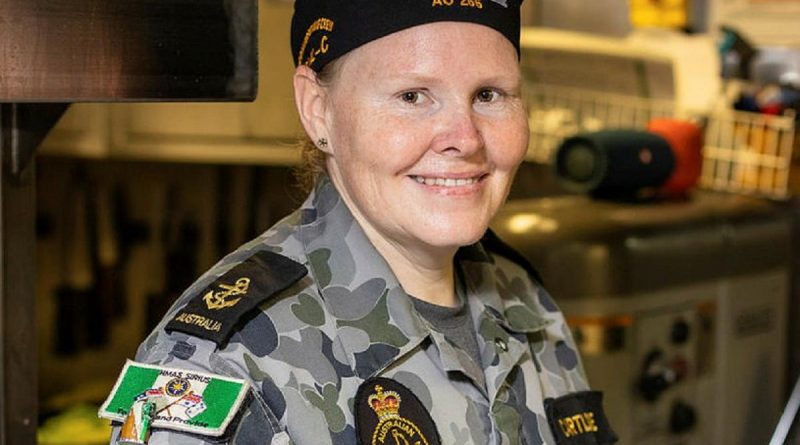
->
[[495, 338, 508, 352]]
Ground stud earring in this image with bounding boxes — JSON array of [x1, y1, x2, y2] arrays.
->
[[317, 138, 328, 148]]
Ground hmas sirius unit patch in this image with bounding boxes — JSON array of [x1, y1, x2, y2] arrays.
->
[[99, 361, 249, 441]]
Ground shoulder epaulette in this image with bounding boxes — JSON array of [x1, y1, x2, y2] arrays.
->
[[480, 228, 545, 286], [165, 249, 307, 346]]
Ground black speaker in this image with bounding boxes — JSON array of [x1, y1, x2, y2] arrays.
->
[[554, 129, 676, 197]]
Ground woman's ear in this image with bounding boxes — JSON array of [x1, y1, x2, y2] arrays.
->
[[294, 65, 333, 155]]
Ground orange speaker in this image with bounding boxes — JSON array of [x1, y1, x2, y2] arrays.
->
[[647, 119, 704, 198]]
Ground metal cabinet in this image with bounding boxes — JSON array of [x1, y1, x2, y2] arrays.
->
[[492, 192, 792, 445]]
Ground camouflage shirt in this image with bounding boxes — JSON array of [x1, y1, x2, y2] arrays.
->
[[108, 177, 605, 445]]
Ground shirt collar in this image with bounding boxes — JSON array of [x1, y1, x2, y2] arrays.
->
[[457, 242, 554, 335]]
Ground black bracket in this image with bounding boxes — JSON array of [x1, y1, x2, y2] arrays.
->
[[0, 103, 69, 182]]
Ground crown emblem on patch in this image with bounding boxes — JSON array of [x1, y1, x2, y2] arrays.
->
[[368, 385, 401, 419], [356, 378, 440, 445]]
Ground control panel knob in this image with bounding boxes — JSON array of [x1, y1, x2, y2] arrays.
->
[[671, 319, 691, 345], [670, 400, 697, 434], [639, 372, 670, 402], [638, 349, 677, 402]]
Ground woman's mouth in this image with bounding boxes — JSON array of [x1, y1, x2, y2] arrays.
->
[[409, 175, 485, 187]]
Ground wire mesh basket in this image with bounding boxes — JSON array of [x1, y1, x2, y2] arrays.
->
[[526, 83, 797, 199], [702, 109, 796, 199]]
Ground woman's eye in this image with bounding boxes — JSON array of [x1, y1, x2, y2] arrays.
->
[[476, 89, 498, 103], [400, 91, 422, 104]]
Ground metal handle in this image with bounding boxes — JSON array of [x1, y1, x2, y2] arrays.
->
[[769, 373, 800, 445]]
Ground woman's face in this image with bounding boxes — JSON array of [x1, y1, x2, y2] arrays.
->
[[323, 21, 528, 254]]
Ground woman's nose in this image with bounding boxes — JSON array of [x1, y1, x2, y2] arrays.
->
[[432, 106, 484, 156]]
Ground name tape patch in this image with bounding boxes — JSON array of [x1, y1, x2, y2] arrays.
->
[[98, 360, 250, 437], [545, 391, 618, 445]]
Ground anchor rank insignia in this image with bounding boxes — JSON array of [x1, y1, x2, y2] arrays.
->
[[203, 277, 250, 310]]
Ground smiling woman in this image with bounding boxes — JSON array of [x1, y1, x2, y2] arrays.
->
[[101, 1, 618, 444], [295, 22, 529, 306]]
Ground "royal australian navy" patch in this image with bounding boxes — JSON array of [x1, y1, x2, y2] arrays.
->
[[355, 377, 440, 445]]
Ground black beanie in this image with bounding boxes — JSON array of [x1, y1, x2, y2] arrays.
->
[[291, 0, 523, 72]]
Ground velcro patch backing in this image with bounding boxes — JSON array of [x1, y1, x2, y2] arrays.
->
[[545, 391, 618, 445]]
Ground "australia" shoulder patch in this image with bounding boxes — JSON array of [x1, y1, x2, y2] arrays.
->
[[165, 249, 307, 346], [98, 360, 249, 438]]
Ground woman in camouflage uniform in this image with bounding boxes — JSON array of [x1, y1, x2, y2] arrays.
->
[[102, 0, 616, 444]]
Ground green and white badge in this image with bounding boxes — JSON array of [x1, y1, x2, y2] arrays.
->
[[99, 360, 249, 437]]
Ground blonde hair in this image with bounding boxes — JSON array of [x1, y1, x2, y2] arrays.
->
[[294, 136, 327, 194]]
